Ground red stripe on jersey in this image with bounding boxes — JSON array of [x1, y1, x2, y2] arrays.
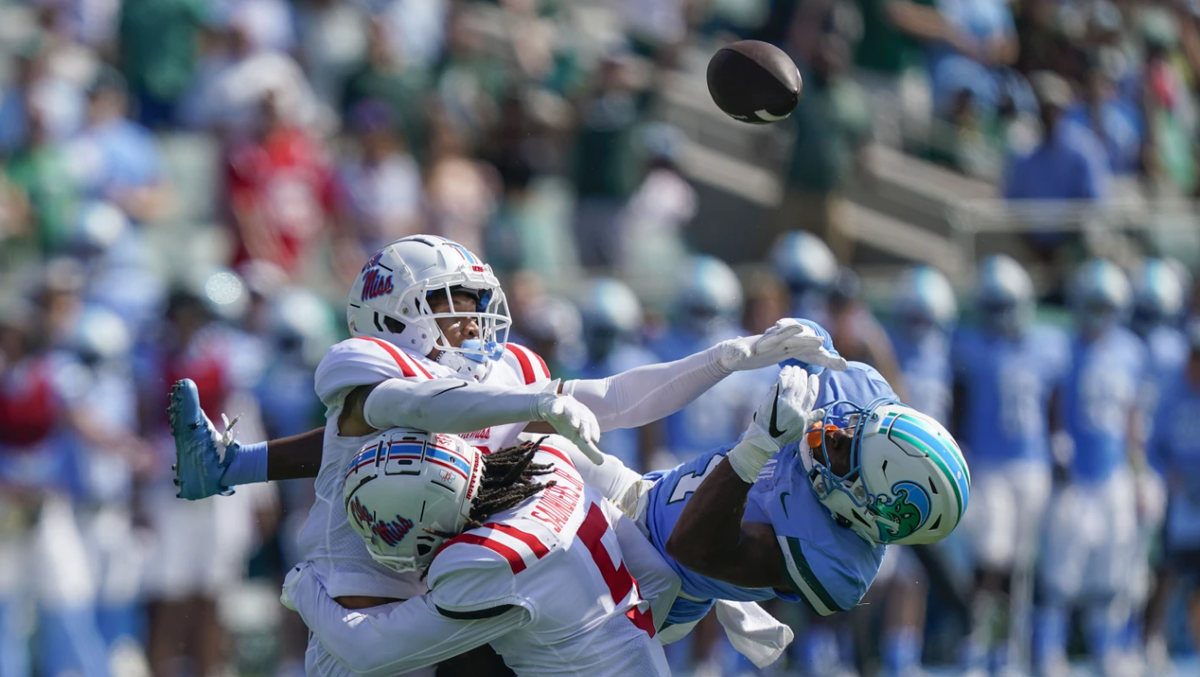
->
[[537, 443, 575, 470], [577, 503, 633, 603], [444, 534, 527, 574], [398, 351, 434, 379], [355, 337, 417, 378], [627, 606, 656, 638], [484, 522, 550, 559], [532, 351, 551, 379], [506, 344, 537, 384]]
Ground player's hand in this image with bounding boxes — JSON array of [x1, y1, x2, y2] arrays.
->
[[728, 366, 822, 483], [535, 392, 604, 464], [715, 319, 848, 373]]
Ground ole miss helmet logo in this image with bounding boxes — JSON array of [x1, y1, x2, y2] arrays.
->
[[361, 268, 394, 301]]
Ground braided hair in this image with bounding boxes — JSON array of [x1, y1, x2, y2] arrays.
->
[[422, 439, 557, 577]]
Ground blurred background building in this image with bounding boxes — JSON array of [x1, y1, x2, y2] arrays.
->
[[0, 0, 1199, 676]]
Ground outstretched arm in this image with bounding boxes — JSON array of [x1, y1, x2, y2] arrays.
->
[[562, 319, 846, 432]]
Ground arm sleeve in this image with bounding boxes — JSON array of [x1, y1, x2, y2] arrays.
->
[[560, 347, 729, 431], [362, 377, 553, 433], [286, 566, 529, 677]]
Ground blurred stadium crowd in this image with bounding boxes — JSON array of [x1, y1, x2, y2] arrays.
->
[[1, 0, 1200, 677]]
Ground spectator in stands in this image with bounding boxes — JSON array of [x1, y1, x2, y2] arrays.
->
[[0, 48, 85, 155], [571, 51, 645, 269], [771, 34, 870, 264], [432, 10, 513, 144], [224, 90, 334, 277], [1002, 71, 1110, 201], [1066, 52, 1145, 176], [67, 67, 172, 224], [294, 0, 369, 107], [925, 0, 1019, 104], [341, 18, 432, 166], [332, 100, 424, 283], [117, 0, 208, 128], [852, 0, 942, 146], [2, 101, 79, 255], [424, 118, 498, 257]]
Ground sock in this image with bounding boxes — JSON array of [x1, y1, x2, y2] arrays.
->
[[221, 440, 268, 486], [799, 626, 840, 676], [39, 606, 110, 677], [1034, 605, 1067, 669], [0, 600, 30, 677], [1086, 599, 1127, 666], [883, 627, 921, 674], [988, 644, 1009, 673]]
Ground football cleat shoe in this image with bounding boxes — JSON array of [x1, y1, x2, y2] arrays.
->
[[168, 378, 241, 499]]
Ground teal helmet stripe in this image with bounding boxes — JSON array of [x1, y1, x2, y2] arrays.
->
[[892, 413, 969, 483], [890, 415, 970, 493], [886, 420, 968, 519]]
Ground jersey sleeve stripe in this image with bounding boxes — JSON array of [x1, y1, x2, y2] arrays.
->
[[536, 444, 575, 470], [506, 344, 538, 384], [354, 337, 417, 378], [778, 536, 845, 616], [531, 350, 550, 379], [483, 523, 550, 559], [393, 347, 435, 380], [444, 534, 528, 574]]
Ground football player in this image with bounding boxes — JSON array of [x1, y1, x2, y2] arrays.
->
[[951, 254, 1069, 676], [171, 235, 841, 674], [877, 264, 958, 677], [652, 256, 768, 465], [1038, 259, 1146, 677], [558, 340, 969, 648], [576, 278, 659, 472], [771, 230, 840, 326], [1143, 320, 1200, 673], [282, 431, 676, 677]]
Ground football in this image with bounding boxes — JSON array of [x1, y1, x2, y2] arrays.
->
[[706, 40, 802, 124]]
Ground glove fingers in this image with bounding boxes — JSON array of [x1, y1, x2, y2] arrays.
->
[[577, 437, 606, 465], [805, 351, 849, 371]]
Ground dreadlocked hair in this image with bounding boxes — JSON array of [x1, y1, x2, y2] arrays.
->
[[421, 439, 557, 578]]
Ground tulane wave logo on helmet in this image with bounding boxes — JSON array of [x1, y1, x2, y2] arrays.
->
[[871, 480, 931, 542]]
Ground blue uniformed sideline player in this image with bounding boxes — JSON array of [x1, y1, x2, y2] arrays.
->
[[653, 256, 768, 466], [1038, 259, 1147, 677], [952, 254, 1070, 676], [576, 278, 659, 472], [771, 231, 839, 326], [879, 264, 958, 677], [1143, 320, 1200, 674]]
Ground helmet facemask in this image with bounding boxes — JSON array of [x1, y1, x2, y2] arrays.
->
[[798, 397, 903, 543]]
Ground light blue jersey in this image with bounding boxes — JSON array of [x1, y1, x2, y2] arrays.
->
[[952, 325, 1070, 468], [642, 362, 893, 625], [577, 343, 659, 470], [889, 328, 953, 425], [1062, 326, 1146, 483], [653, 326, 775, 461], [1142, 325, 1188, 408], [1149, 373, 1200, 548]]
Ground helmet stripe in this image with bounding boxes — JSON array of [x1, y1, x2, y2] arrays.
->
[[890, 415, 969, 487], [887, 421, 968, 519], [424, 445, 471, 479]]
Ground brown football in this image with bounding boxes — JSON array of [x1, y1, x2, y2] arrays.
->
[[706, 40, 803, 124]]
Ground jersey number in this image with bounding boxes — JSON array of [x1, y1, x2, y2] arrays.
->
[[668, 453, 725, 504], [577, 503, 655, 637]]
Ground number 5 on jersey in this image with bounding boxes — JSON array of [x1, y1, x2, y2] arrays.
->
[[577, 503, 655, 636]]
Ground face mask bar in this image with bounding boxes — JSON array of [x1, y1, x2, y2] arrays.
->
[[808, 396, 901, 511]]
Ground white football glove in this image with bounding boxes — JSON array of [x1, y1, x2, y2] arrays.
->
[[534, 386, 605, 464], [714, 319, 848, 374], [727, 366, 823, 483]]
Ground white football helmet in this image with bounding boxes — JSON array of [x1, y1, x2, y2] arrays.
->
[[344, 428, 484, 573], [801, 399, 970, 546], [347, 235, 511, 378]]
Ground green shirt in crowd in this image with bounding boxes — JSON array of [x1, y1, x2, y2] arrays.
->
[[5, 144, 78, 254], [786, 77, 873, 194], [118, 0, 207, 101]]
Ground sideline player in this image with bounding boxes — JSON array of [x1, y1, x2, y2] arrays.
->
[[952, 254, 1069, 676], [1037, 259, 1146, 677], [283, 431, 676, 677]]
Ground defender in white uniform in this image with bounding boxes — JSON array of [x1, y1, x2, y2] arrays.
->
[[283, 431, 674, 677]]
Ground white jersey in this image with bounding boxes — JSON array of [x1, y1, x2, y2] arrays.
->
[[297, 336, 554, 600], [287, 442, 670, 677]]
